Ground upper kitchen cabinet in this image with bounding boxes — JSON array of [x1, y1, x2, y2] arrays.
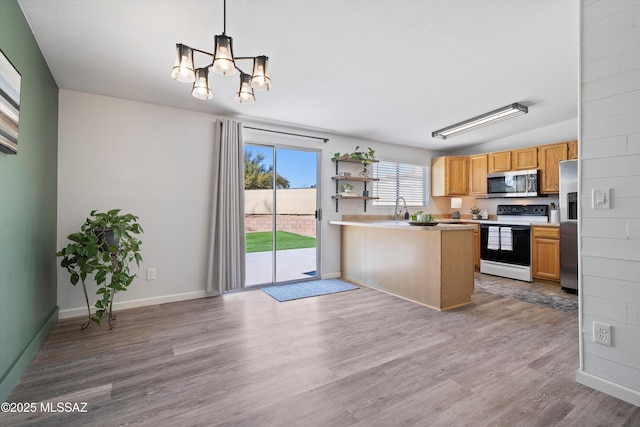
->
[[488, 147, 537, 172], [468, 154, 488, 196], [512, 147, 538, 170], [568, 140, 578, 160], [432, 156, 468, 196], [488, 151, 512, 173], [538, 142, 569, 194]]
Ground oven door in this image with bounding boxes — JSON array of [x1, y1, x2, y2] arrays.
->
[[480, 224, 531, 266]]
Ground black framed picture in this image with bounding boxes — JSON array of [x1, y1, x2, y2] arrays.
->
[[0, 49, 21, 154]]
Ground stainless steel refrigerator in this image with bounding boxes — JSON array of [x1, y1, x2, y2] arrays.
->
[[560, 160, 578, 293]]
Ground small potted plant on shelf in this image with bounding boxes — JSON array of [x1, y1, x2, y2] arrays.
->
[[57, 209, 143, 330], [341, 183, 354, 196], [470, 206, 481, 220]]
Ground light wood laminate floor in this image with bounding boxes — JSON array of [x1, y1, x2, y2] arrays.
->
[[4, 274, 638, 426]]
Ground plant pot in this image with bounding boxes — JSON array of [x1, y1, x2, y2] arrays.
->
[[362, 190, 369, 197], [472, 214, 479, 220], [94, 228, 119, 252]]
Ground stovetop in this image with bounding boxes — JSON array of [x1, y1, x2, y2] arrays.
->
[[496, 204, 549, 224]]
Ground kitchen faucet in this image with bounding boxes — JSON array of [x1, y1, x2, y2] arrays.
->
[[394, 196, 408, 220]]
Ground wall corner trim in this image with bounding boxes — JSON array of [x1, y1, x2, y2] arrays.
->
[[576, 370, 640, 407]]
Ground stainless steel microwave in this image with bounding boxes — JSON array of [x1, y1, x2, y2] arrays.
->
[[486, 169, 540, 198]]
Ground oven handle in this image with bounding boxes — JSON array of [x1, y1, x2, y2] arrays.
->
[[480, 224, 530, 247], [480, 224, 531, 231]]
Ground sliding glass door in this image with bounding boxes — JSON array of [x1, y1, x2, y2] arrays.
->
[[244, 144, 319, 286]]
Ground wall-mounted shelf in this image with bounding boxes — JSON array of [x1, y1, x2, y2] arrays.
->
[[332, 176, 379, 182], [332, 157, 380, 212]]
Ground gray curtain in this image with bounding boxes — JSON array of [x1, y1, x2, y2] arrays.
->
[[206, 119, 246, 294]]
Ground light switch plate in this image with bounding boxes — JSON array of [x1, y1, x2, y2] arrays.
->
[[592, 188, 610, 210]]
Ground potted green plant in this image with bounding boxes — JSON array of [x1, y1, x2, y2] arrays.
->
[[470, 206, 481, 220], [341, 183, 354, 194], [351, 146, 376, 165], [57, 209, 143, 330], [331, 146, 376, 164]]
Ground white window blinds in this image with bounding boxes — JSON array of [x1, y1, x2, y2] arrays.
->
[[372, 160, 430, 207]]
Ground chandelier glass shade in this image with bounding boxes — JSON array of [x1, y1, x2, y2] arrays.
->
[[236, 73, 255, 104], [171, 0, 270, 103], [212, 35, 236, 76], [192, 67, 213, 100], [171, 44, 195, 83], [251, 56, 271, 91]]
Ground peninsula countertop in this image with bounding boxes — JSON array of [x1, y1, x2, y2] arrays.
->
[[332, 215, 475, 311], [328, 219, 477, 231]]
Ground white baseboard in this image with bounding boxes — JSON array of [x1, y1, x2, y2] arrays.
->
[[576, 370, 640, 407], [58, 290, 208, 319], [321, 272, 341, 279]]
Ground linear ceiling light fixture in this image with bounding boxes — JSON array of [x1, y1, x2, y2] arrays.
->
[[432, 103, 528, 139], [171, 0, 271, 104]]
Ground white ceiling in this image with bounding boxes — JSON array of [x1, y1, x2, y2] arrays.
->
[[18, 0, 579, 151]]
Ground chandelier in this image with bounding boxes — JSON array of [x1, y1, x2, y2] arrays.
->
[[171, 0, 271, 103]]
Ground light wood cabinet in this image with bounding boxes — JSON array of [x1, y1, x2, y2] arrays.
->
[[431, 139, 577, 197], [488, 151, 512, 173], [532, 226, 560, 282], [538, 142, 569, 194], [431, 156, 468, 196], [468, 154, 488, 196], [568, 140, 578, 160], [460, 221, 480, 269], [512, 147, 538, 170], [489, 148, 537, 172], [473, 224, 480, 269]]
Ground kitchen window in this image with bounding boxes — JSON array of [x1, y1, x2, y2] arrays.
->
[[372, 160, 430, 207]]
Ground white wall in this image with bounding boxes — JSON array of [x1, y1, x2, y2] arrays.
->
[[453, 118, 579, 156], [57, 90, 218, 316], [576, 0, 640, 406], [57, 90, 440, 316]]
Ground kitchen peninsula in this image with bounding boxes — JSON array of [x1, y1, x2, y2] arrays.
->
[[329, 216, 475, 310]]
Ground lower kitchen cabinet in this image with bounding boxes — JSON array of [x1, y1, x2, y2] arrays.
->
[[532, 226, 560, 282], [460, 221, 480, 269], [473, 224, 480, 269]]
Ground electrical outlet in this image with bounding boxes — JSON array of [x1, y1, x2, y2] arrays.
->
[[146, 268, 156, 281], [593, 321, 612, 346]]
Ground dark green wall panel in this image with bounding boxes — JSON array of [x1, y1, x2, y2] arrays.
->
[[0, 0, 59, 401]]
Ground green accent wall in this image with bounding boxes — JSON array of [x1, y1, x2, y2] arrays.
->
[[0, 0, 59, 401]]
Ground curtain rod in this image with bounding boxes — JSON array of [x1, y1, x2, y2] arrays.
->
[[243, 126, 329, 143]]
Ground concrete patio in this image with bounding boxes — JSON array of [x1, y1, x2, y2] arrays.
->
[[245, 247, 318, 287]]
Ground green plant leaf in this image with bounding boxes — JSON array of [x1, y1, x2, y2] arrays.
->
[[67, 233, 84, 243]]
